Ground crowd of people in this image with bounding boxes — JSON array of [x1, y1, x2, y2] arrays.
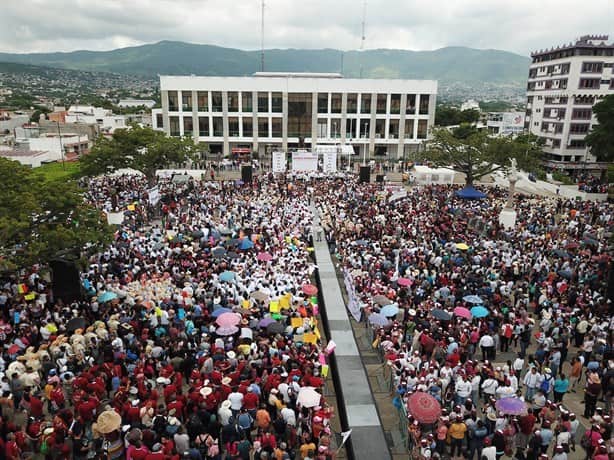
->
[[1, 173, 341, 460], [312, 180, 613, 460], [576, 175, 608, 194]]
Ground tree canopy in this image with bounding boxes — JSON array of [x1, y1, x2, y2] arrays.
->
[[435, 106, 480, 127], [80, 125, 198, 179], [586, 94, 614, 162], [0, 158, 112, 270], [424, 128, 542, 185]]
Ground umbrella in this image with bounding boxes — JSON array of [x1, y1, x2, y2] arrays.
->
[[211, 307, 232, 318], [297, 386, 322, 408], [257, 252, 273, 262], [192, 230, 204, 238], [380, 304, 400, 317], [463, 295, 484, 304], [470, 306, 489, 318], [355, 239, 369, 246], [302, 284, 318, 296], [240, 239, 254, 250], [216, 312, 241, 327], [266, 322, 286, 335], [397, 277, 412, 287], [66, 317, 87, 333], [219, 271, 235, 282], [557, 269, 573, 279], [406, 391, 442, 424], [227, 251, 240, 259], [250, 291, 269, 302], [240, 328, 253, 340], [373, 295, 393, 306], [583, 237, 599, 247], [95, 410, 122, 434], [495, 397, 528, 416], [455, 243, 470, 250], [98, 291, 118, 303], [453, 307, 472, 320], [8, 344, 20, 355], [431, 309, 452, 321], [258, 317, 276, 328], [212, 247, 226, 258], [552, 249, 570, 258], [566, 241, 579, 250], [216, 325, 239, 336], [368, 313, 390, 327]]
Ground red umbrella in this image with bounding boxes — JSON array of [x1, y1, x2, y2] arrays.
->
[[453, 306, 472, 319], [397, 277, 413, 287], [302, 284, 318, 296], [257, 252, 273, 262], [406, 391, 442, 424]]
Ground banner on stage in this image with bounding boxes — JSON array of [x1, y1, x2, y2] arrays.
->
[[292, 150, 318, 171], [323, 150, 337, 173], [272, 151, 287, 173]]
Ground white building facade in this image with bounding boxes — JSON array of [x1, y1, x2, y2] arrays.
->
[[65, 105, 127, 133], [153, 73, 437, 160], [526, 35, 614, 175], [487, 112, 525, 136]]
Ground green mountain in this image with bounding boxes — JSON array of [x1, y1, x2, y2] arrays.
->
[[0, 41, 530, 85]]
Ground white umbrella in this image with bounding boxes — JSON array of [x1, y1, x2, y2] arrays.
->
[[297, 386, 322, 408]]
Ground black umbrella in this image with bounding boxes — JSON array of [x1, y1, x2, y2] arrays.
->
[[66, 317, 87, 333], [227, 251, 240, 259], [212, 247, 226, 258], [266, 322, 286, 335], [552, 249, 570, 259], [431, 309, 452, 321], [192, 230, 204, 238]]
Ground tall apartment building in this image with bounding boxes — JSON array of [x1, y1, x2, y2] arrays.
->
[[526, 35, 614, 176], [152, 73, 437, 160]]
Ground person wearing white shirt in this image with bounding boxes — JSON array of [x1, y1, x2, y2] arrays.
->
[[455, 376, 472, 405], [479, 334, 495, 361], [228, 390, 244, 413], [523, 367, 541, 402]]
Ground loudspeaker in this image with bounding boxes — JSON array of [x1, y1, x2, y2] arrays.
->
[[376, 174, 384, 183], [241, 165, 253, 183], [50, 258, 81, 303], [359, 166, 370, 183]]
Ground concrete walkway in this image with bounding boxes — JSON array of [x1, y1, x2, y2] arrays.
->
[[311, 207, 391, 460]]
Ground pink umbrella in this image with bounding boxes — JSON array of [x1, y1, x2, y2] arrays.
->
[[453, 306, 472, 319], [216, 312, 241, 327], [216, 325, 239, 336], [302, 284, 318, 296], [397, 277, 413, 287], [257, 252, 273, 262]]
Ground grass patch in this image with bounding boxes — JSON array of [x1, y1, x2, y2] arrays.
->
[[32, 160, 81, 182]]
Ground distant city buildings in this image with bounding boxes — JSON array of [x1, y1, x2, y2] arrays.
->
[[65, 105, 126, 133], [118, 98, 156, 109], [460, 99, 480, 111], [153, 73, 437, 160], [0, 132, 89, 167], [526, 35, 614, 175]]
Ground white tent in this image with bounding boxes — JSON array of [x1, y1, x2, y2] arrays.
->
[[411, 165, 455, 185]]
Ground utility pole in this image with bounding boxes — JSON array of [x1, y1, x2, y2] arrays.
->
[[260, 0, 265, 72], [359, 0, 367, 78], [56, 121, 65, 170]]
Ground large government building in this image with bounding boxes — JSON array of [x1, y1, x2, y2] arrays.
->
[[526, 35, 614, 176], [152, 73, 437, 160]]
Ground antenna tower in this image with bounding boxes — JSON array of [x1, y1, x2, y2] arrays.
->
[[260, 0, 265, 72], [359, 0, 367, 77]]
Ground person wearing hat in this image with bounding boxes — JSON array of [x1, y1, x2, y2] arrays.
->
[[448, 415, 467, 460], [583, 372, 602, 418]]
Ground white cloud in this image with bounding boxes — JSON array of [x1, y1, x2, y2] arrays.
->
[[0, 0, 612, 55]]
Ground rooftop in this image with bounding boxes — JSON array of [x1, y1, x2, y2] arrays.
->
[[531, 34, 614, 57], [253, 72, 343, 79]]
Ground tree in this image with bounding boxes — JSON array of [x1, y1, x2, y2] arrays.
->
[[586, 95, 614, 162], [0, 158, 112, 269], [435, 106, 480, 127], [424, 128, 530, 186]]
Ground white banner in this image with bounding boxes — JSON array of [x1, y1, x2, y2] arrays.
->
[[148, 186, 160, 206], [272, 151, 287, 173], [106, 212, 124, 225], [343, 268, 362, 322], [292, 150, 318, 172], [323, 150, 337, 173]]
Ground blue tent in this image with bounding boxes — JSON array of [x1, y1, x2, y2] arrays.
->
[[455, 186, 486, 200]]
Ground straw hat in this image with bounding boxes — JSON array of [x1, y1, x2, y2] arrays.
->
[[200, 387, 213, 397], [221, 377, 232, 385]]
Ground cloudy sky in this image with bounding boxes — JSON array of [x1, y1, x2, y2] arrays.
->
[[1, 0, 613, 55]]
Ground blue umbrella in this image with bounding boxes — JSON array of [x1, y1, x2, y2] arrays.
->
[[380, 303, 400, 317], [470, 306, 489, 318], [219, 271, 235, 282], [240, 238, 254, 250], [463, 295, 484, 304], [211, 307, 232, 318], [355, 239, 369, 246], [368, 313, 390, 327], [258, 317, 276, 328], [98, 291, 118, 303], [557, 269, 573, 279]]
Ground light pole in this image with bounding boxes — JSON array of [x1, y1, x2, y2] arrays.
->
[[56, 121, 65, 169]]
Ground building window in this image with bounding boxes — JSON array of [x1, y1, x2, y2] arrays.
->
[[569, 123, 590, 134], [578, 78, 601, 89], [258, 117, 269, 137], [360, 119, 370, 138], [573, 95, 595, 105], [346, 118, 357, 138], [197, 92, 208, 111], [572, 108, 592, 119], [228, 117, 239, 136], [417, 120, 428, 139], [211, 92, 223, 112], [330, 119, 341, 138], [375, 119, 385, 138], [361, 94, 371, 113], [198, 117, 209, 136], [561, 63, 571, 74], [317, 93, 328, 114], [406, 95, 416, 114], [376, 94, 387, 114], [271, 92, 283, 113], [404, 119, 414, 138], [156, 113, 163, 128], [317, 119, 327, 138], [228, 92, 239, 112], [347, 94, 358, 113], [212, 117, 223, 137], [388, 119, 399, 138], [258, 92, 269, 112], [582, 62, 603, 73], [568, 139, 586, 149], [242, 118, 253, 137], [168, 91, 178, 111], [390, 94, 401, 114], [183, 117, 193, 136], [242, 93, 253, 112], [331, 93, 342, 114], [287, 93, 312, 138], [419, 95, 430, 115], [182, 93, 192, 112], [169, 116, 180, 136], [271, 118, 282, 137]]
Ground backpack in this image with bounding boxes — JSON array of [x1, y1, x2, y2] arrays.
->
[[540, 377, 552, 393]]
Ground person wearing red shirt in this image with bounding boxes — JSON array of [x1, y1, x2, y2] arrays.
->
[[126, 441, 150, 460], [5, 433, 21, 460], [145, 443, 166, 460], [50, 382, 66, 411], [244, 388, 259, 413], [78, 395, 98, 423], [30, 393, 44, 418]]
